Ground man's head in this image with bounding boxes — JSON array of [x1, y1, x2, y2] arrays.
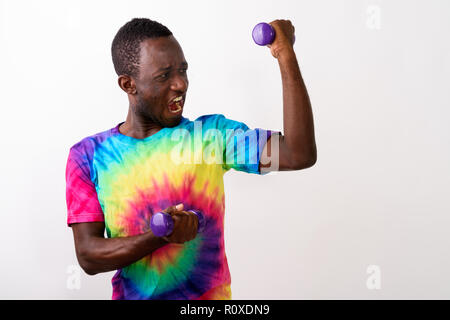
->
[[112, 18, 188, 128]]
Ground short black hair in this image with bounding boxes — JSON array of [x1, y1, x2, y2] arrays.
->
[[111, 18, 173, 78]]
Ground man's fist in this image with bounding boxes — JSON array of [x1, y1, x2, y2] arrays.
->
[[267, 19, 295, 59], [160, 203, 199, 244]]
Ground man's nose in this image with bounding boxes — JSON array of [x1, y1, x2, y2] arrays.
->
[[170, 74, 188, 92]]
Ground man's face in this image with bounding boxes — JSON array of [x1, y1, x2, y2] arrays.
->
[[132, 36, 188, 128]]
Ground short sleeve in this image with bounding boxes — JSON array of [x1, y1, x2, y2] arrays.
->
[[65, 145, 104, 226], [215, 114, 281, 175]]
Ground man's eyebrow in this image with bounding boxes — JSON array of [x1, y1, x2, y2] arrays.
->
[[156, 66, 172, 72], [155, 62, 188, 73]]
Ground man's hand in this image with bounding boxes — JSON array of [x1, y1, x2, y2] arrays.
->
[[267, 19, 296, 59], [160, 203, 199, 244]]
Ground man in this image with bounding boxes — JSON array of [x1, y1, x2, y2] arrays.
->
[[65, 18, 316, 300]]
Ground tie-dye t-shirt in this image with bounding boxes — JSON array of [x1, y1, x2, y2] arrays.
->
[[65, 113, 279, 300]]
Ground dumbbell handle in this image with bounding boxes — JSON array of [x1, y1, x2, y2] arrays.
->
[[150, 209, 205, 237], [252, 22, 295, 46]]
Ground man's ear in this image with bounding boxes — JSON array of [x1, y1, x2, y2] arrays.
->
[[118, 75, 137, 94]]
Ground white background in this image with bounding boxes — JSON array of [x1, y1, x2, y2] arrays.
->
[[0, 0, 449, 299]]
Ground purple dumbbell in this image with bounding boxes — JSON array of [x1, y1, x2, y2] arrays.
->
[[252, 22, 295, 46], [150, 209, 205, 237]]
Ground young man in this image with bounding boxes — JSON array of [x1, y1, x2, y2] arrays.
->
[[65, 18, 316, 300]]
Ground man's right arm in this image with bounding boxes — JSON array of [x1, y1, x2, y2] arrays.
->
[[71, 221, 168, 275], [67, 144, 168, 275], [66, 144, 200, 275], [71, 203, 200, 275]]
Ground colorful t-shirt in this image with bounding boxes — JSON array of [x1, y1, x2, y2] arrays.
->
[[65, 114, 279, 300]]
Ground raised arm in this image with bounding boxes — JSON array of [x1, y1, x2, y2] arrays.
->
[[259, 19, 317, 172]]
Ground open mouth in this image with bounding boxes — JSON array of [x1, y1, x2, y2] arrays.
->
[[168, 96, 184, 114]]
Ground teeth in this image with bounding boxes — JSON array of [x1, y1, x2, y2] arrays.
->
[[169, 96, 183, 113], [169, 102, 182, 113]]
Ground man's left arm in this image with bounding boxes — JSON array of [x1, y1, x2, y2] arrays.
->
[[259, 19, 317, 172]]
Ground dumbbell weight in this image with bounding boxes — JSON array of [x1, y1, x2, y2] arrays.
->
[[150, 209, 205, 237], [252, 22, 295, 46]]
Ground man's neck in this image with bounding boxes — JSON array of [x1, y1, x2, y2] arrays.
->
[[118, 109, 163, 139]]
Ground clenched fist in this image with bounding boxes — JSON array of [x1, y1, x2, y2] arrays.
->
[[160, 203, 199, 244], [267, 19, 296, 59]]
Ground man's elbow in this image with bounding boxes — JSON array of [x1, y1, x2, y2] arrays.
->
[[291, 152, 317, 170], [81, 265, 99, 276], [76, 248, 99, 276]]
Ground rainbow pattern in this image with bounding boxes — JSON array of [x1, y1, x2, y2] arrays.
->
[[65, 114, 277, 300]]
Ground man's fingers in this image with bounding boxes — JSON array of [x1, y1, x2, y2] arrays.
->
[[163, 203, 184, 215], [159, 206, 199, 243], [176, 211, 198, 240]]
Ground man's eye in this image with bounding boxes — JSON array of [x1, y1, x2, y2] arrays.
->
[[180, 68, 187, 73]]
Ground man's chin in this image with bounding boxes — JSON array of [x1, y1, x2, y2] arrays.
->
[[164, 114, 183, 127]]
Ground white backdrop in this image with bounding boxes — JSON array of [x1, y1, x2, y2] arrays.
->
[[0, 0, 449, 299]]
